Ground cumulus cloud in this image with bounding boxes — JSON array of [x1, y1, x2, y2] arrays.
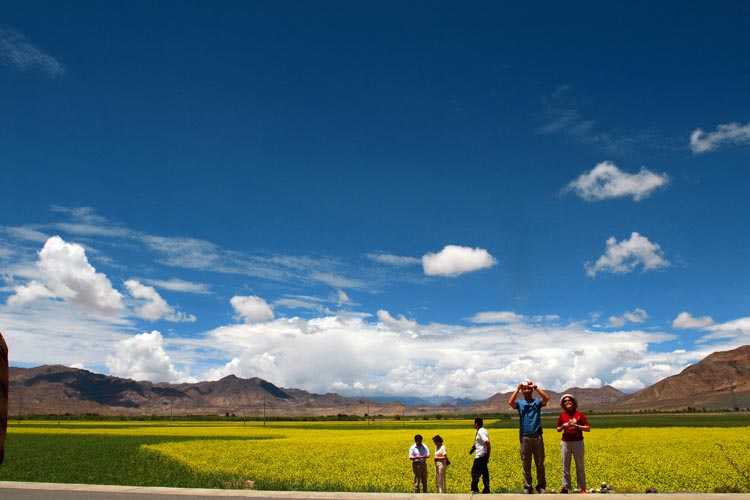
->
[[690, 122, 750, 154], [105, 330, 192, 383], [125, 279, 196, 323], [422, 245, 497, 277], [607, 308, 648, 328], [0, 300, 134, 369], [673, 312, 715, 330], [3, 207, 745, 399], [377, 310, 419, 331], [470, 311, 524, 324], [563, 161, 669, 202], [7, 236, 123, 314], [0, 26, 66, 76], [7, 281, 54, 307], [197, 314, 682, 397], [231, 295, 275, 323], [585, 232, 670, 278]]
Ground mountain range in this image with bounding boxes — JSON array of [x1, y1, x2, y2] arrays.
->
[[8, 345, 750, 417]]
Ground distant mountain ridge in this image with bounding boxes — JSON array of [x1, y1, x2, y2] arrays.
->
[[8, 345, 750, 416], [607, 345, 750, 411]]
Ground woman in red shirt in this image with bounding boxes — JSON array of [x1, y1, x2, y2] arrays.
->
[[556, 394, 590, 493]]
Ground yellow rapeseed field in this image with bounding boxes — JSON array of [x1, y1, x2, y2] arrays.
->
[[137, 422, 750, 493], [6, 419, 750, 493]]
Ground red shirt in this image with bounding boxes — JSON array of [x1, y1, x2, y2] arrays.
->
[[557, 411, 588, 441]]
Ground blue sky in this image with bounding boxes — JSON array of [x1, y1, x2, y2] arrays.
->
[[2, 2, 750, 399]]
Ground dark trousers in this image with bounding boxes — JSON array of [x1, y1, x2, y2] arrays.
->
[[471, 454, 490, 493], [412, 460, 428, 492]]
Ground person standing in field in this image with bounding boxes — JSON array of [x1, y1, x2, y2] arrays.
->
[[409, 434, 430, 493], [470, 417, 491, 494], [556, 394, 590, 493], [509, 380, 550, 494], [432, 434, 448, 493], [0, 331, 8, 465]]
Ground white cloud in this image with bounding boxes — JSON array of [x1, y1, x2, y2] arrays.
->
[[7, 281, 54, 307], [310, 272, 365, 289], [125, 279, 196, 323], [367, 253, 421, 266], [231, 295, 275, 323], [5, 226, 50, 243], [585, 232, 670, 278], [3, 208, 747, 399], [274, 294, 333, 314], [563, 161, 669, 202], [0, 300, 134, 370], [7, 236, 124, 314], [142, 278, 211, 294], [143, 235, 223, 270], [377, 310, 418, 331], [698, 317, 750, 344], [337, 290, 350, 306], [422, 245, 497, 277], [8, 207, 383, 292], [4, 291, 741, 399], [470, 311, 524, 324], [105, 330, 193, 383], [0, 26, 66, 76], [196, 314, 682, 397], [690, 122, 750, 154], [607, 308, 648, 328], [673, 312, 715, 330]]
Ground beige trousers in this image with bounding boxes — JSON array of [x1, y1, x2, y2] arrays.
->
[[434, 459, 447, 493]]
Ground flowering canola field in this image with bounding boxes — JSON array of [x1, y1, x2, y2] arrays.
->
[[3, 420, 750, 493], [142, 422, 750, 493]]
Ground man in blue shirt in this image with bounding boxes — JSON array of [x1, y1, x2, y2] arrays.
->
[[509, 381, 550, 494]]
